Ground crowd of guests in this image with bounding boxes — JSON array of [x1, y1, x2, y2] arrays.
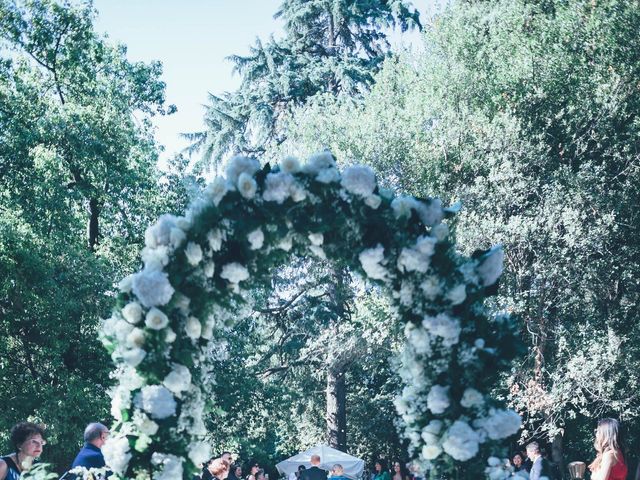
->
[[0, 418, 637, 480]]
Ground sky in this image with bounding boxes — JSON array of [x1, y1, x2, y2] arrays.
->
[[93, 0, 443, 167]]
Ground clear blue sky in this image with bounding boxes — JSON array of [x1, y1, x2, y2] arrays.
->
[[93, 0, 442, 167]]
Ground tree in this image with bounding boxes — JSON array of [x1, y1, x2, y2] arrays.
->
[[0, 0, 186, 470], [186, 0, 421, 171], [274, 0, 640, 468]]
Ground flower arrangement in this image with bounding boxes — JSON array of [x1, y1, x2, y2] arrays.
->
[[101, 151, 521, 479]]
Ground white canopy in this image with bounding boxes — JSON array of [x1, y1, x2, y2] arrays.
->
[[276, 445, 365, 480]]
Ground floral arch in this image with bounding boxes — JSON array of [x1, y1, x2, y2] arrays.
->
[[100, 152, 521, 479]]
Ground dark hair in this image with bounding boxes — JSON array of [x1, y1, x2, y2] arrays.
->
[[298, 465, 307, 472], [375, 459, 387, 470], [222, 451, 233, 457], [11, 422, 45, 450]]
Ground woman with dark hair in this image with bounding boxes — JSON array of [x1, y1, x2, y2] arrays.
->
[[228, 464, 242, 480], [391, 461, 409, 480], [246, 463, 260, 480], [0, 422, 46, 480], [373, 460, 390, 480]]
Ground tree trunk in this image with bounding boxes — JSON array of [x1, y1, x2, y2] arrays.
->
[[551, 430, 564, 474], [88, 197, 101, 251], [326, 365, 347, 451]]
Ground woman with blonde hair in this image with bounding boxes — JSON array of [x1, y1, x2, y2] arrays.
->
[[588, 418, 628, 480]]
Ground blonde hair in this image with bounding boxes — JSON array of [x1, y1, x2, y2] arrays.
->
[[332, 464, 344, 476], [589, 418, 622, 471]]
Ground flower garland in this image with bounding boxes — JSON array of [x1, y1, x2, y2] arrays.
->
[[100, 152, 521, 479]]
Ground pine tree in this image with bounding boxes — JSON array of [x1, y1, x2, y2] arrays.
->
[[185, 0, 421, 172]]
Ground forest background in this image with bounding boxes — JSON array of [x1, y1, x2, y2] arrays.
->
[[1, 0, 639, 477]]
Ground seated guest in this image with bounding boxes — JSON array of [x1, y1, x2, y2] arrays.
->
[[330, 464, 348, 480], [72, 423, 109, 469]]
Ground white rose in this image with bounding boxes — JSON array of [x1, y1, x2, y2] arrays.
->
[[308, 245, 327, 260], [102, 436, 131, 475], [237, 172, 258, 199], [126, 328, 145, 348], [308, 232, 324, 246], [247, 228, 265, 250], [280, 155, 301, 173], [460, 388, 484, 409], [442, 420, 480, 462], [477, 246, 504, 286], [151, 452, 184, 480], [340, 164, 376, 197], [263, 172, 294, 203], [475, 409, 521, 440], [316, 167, 341, 183], [359, 245, 388, 280], [226, 155, 260, 184], [303, 151, 335, 173], [421, 444, 442, 460], [422, 313, 461, 347], [278, 234, 293, 251], [165, 328, 177, 343], [133, 413, 159, 436], [144, 214, 178, 248], [132, 270, 174, 308], [205, 177, 231, 206], [184, 242, 203, 266], [203, 261, 215, 278], [427, 385, 450, 414], [122, 302, 143, 324], [207, 229, 225, 251], [414, 198, 444, 226], [188, 442, 212, 467], [420, 276, 442, 300], [118, 274, 134, 293], [432, 223, 449, 241], [169, 227, 186, 249], [220, 263, 250, 284], [365, 194, 382, 209], [185, 316, 202, 340], [391, 196, 418, 219], [163, 363, 192, 394], [446, 284, 467, 305], [141, 246, 169, 271], [122, 347, 146, 367], [145, 308, 169, 330], [135, 385, 177, 420]]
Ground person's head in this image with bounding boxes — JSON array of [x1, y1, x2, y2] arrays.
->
[[393, 462, 401, 473], [251, 463, 260, 475], [525, 442, 540, 461], [234, 465, 243, 477], [374, 460, 386, 473], [209, 458, 231, 479], [222, 452, 234, 464], [255, 469, 266, 480], [298, 466, 306, 472], [332, 464, 344, 476], [310, 455, 321, 466], [84, 422, 109, 448], [594, 418, 622, 456], [512, 454, 523, 467], [11, 422, 46, 459]]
